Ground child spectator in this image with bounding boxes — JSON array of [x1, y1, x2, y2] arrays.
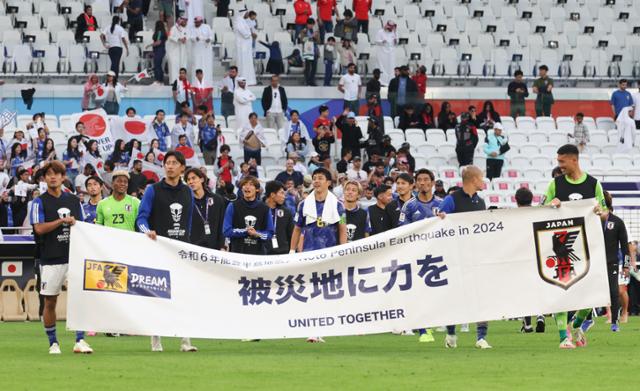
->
[[568, 112, 589, 153]]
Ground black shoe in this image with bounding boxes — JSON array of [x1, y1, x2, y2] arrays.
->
[[521, 324, 534, 333], [535, 318, 546, 333]]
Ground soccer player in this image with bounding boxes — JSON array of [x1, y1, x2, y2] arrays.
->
[[136, 151, 198, 353], [602, 191, 631, 331], [263, 180, 295, 255], [543, 144, 607, 349], [30, 161, 93, 354], [439, 166, 491, 349], [223, 175, 274, 254], [96, 170, 140, 231], [82, 175, 103, 223], [343, 180, 371, 242], [515, 187, 546, 333], [398, 169, 441, 343], [368, 184, 393, 235], [185, 168, 226, 250], [290, 167, 346, 343], [385, 173, 415, 228]]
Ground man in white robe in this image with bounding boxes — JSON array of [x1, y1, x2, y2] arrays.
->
[[167, 16, 190, 85], [375, 21, 398, 86], [616, 106, 636, 153], [189, 16, 214, 80], [179, 0, 204, 27], [233, 77, 256, 130], [234, 8, 257, 86]]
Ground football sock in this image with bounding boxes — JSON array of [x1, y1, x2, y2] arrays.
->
[[76, 331, 85, 342], [45, 325, 57, 346], [555, 312, 568, 341], [572, 309, 592, 329]]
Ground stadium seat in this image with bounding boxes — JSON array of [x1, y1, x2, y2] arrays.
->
[[523, 168, 544, 179], [439, 166, 459, 179], [535, 116, 556, 130], [519, 144, 540, 156], [0, 279, 28, 321], [501, 117, 516, 131], [386, 128, 405, 147], [528, 131, 548, 144], [539, 143, 557, 156], [590, 130, 608, 145], [510, 156, 530, 168], [596, 117, 616, 131], [612, 154, 633, 169], [516, 116, 536, 130], [592, 154, 613, 170], [509, 131, 528, 146], [548, 131, 568, 145], [23, 278, 40, 321], [405, 128, 426, 144], [426, 129, 447, 145], [492, 178, 514, 191]]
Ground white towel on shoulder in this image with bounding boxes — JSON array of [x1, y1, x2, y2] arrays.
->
[[302, 191, 341, 226]]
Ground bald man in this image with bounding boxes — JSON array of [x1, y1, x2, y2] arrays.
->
[[438, 165, 491, 349]]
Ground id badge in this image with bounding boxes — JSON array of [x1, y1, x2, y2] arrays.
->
[[204, 222, 211, 235], [271, 237, 279, 249]]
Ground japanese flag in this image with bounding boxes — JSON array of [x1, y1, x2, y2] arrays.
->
[[153, 148, 165, 165], [1, 261, 22, 277], [141, 160, 165, 183], [94, 85, 107, 101], [128, 147, 146, 169], [134, 69, 151, 82], [110, 117, 154, 143], [81, 153, 105, 174], [175, 145, 202, 168]]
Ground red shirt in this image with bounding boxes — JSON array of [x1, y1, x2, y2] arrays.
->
[[313, 117, 331, 130], [294, 0, 312, 25], [317, 0, 336, 22], [412, 74, 427, 95], [352, 0, 371, 21]]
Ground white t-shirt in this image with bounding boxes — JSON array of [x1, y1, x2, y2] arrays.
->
[[339, 73, 361, 101], [102, 25, 127, 48], [346, 168, 367, 182], [75, 173, 88, 192], [268, 87, 283, 114], [632, 92, 640, 121]]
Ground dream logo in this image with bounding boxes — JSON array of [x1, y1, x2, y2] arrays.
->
[[84, 260, 171, 299], [533, 217, 590, 290]]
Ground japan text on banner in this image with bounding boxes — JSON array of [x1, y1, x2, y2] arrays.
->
[[66, 200, 610, 340], [110, 117, 155, 144], [70, 109, 114, 154]]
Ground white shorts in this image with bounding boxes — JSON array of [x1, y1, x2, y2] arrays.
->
[[40, 264, 68, 296], [619, 264, 630, 286]]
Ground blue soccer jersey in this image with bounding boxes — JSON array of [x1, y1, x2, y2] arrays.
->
[[82, 201, 98, 224], [398, 196, 442, 225], [295, 199, 346, 251]]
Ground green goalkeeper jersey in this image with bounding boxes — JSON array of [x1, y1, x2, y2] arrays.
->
[[96, 194, 140, 232]]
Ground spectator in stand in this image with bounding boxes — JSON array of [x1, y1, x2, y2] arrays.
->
[[346, 156, 368, 186], [312, 123, 335, 162], [294, 0, 313, 41], [483, 123, 508, 180], [317, 0, 339, 42], [100, 16, 129, 77], [365, 69, 382, 99], [81, 74, 101, 111], [240, 113, 267, 165], [286, 131, 310, 162], [611, 79, 634, 118], [159, 0, 175, 25], [567, 112, 589, 153], [532, 65, 554, 116], [259, 40, 285, 75], [284, 110, 311, 141], [109, 139, 131, 169], [398, 104, 425, 131], [337, 149, 352, 174], [375, 21, 398, 86], [632, 81, 640, 129], [323, 37, 337, 86], [364, 117, 384, 157], [214, 144, 238, 185], [477, 100, 502, 134], [300, 18, 320, 86], [388, 66, 419, 118], [171, 113, 196, 148], [352, 0, 372, 34], [220, 66, 238, 118], [337, 39, 357, 74], [172, 68, 193, 115], [335, 10, 359, 42], [339, 63, 362, 114], [313, 105, 332, 135], [437, 101, 456, 130], [76, 5, 99, 43], [128, 160, 147, 196], [420, 103, 436, 130], [363, 93, 384, 132], [101, 71, 127, 115], [192, 69, 214, 113], [276, 159, 304, 187], [198, 114, 219, 165], [151, 110, 171, 151], [507, 70, 528, 118], [454, 112, 479, 167], [215, 0, 230, 17], [434, 180, 447, 198], [261, 75, 288, 130], [62, 138, 83, 184], [233, 77, 256, 130], [397, 143, 416, 173], [336, 111, 364, 158], [412, 65, 428, 97], [616, 106, 636, 153], [467, 105, 481, 128], [126, 0, 144, 42]]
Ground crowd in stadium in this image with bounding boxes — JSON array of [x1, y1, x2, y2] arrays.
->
[[1, 0, 640, 355]]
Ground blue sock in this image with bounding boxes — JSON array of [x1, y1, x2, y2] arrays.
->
[[45, 326, 57, 346], [477, 324, 488, 340], [75, 331, 85, 342], [418, 328, 426, 335], [446, 325, 456, 336]]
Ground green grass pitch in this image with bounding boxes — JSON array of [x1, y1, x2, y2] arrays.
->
[[1, 318, 638, 390]]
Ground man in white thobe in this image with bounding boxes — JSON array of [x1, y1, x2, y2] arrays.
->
[[616, 106, 636, 153], [167, 16, 190, 85], [179, 0, 204, 27], [233, 77, 256, 130], [375, 21, 398, 86], [234, 8, 257, 86], [189, 16, 214, 80]]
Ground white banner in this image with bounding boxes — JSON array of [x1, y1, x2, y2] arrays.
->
[[110, 117, 155, 144], [67, 200, 609, 340], [71, 109, 114, 154]]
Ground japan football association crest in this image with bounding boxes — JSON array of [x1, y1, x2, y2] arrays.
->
[[533, 217, 591, 290]]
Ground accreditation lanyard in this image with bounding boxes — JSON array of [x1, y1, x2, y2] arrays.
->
[[195, 197, 211, 235], [271, 207, 279, 249]]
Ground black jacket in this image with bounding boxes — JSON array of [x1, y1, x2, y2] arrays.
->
[[261, 86, 288, 116], [336, 115, 363, 150], [191, 191, 227, 250], [388, 76, 419, 106]]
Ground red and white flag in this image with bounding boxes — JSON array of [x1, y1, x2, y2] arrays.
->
[[132, 69, 151, 82], [175, 145, 202, 168], [128, 147, 146, 169], [81, 153, 105, 174], [153, 148, 165, 165], [1, 261, 23, 277], [110, 117, 154, 143], [94, 85, 107, 102], [71, 109, 114, 154], [141, 160, 165, 183]]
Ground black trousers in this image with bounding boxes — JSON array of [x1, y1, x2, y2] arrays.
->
[[486, 158, 504, 180], [108, 46, 123, 76], [304, 59, 317, 86], [607, 262, 620, 324], [456, 148, 474, 167]]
